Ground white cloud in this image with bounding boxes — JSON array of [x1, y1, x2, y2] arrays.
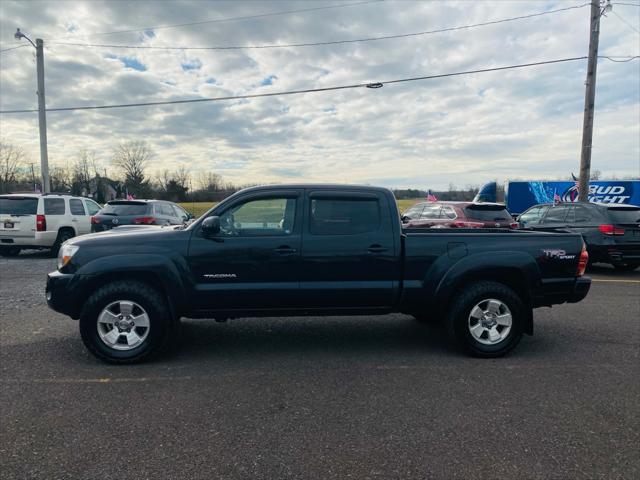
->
[[0, 0, 638, 189]]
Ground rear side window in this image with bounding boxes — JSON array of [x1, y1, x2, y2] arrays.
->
[[101, 203, 149, 216], [44, 198, 65, 215], [419, 205, 442, 219], [0, 197, 38, 215], [519, 206, 548, 223], [464, 206, 512, 221], [572, 205, 594, 223], [607, 207, 640, 224], [310, 198, 380, 235], [69, 199, 85, 215]]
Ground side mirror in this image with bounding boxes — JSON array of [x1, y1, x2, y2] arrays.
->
[[201, 216, 220, 237]]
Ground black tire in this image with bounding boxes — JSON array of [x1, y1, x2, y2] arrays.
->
[[79, 280, 172, 364], [613, 262, 640, 272], [446, 281, 525, 358], [0, 246, 21, 257], [50, 229, 75, 257]]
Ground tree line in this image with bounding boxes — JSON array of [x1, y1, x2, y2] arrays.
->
[[0, 140, 244, 203]]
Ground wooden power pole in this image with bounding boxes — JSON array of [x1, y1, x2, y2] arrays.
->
[[578, 0, 605, 202]]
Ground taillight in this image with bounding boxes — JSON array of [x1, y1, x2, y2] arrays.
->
[[133, 216, 156, 225], [577, 244, 589, 276], [509, 222, 519, 229], [36, 214, 46, 232], [90, 216, 100, 224], [453, 221, 485, 228], [598, 224, 625, 235]]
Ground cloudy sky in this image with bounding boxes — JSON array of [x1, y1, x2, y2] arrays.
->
[[0, 0, 638, 189]]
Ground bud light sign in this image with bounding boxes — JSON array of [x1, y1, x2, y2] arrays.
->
[[506, 180, 640, 214]]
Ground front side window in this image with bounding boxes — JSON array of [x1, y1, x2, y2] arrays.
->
[[84, 200, 101, 215], [44, 198, 65, 215], [403, 204, 425, 221], [69, 199, 85, 215], [219, 197, 296, 236], [310, 198, 380, 235], [441, 206, 457, 219], [519, 206, 547, 224]]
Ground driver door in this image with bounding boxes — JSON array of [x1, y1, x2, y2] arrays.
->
[[188, 190, 303, 311]]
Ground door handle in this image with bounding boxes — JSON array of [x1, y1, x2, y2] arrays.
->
[[274, 245, 297, 255], [367, 244, 387, 254]]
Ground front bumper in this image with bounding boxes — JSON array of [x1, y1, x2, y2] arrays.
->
[[46, 270, 90, 319], [532, 276, 591, 307]]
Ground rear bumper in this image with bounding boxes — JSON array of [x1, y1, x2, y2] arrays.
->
[[532, 276, 591, 307], [589, 244, 640, 265], [0, 231, 57, 247]]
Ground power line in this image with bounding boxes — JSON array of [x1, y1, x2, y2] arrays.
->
[[0, 56, 590, 114], [53, 0, 383, 39], [613, 2, 640, 6], [49, 3, 591, 52], [611, 10, 640, 33], [0, 44, 30, 53], [599, 54, 640, 61]]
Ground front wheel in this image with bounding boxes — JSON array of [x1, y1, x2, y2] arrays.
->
[[447, 281, 525, 358], [79, 280, 172, 364]]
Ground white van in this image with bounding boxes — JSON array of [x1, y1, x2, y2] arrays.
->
[[0, 193, 102, 256]]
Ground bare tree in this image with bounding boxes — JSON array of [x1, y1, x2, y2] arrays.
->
[[0, 141, 25, 193], [72, 149, 99, 196], [157, 167, 190, 202], [198, 172, 223, 192], [112, 141, 153, 196]]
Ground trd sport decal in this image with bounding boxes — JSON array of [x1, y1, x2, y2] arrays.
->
[[203, 273, 238, 279], [542, 249, 576, 260]]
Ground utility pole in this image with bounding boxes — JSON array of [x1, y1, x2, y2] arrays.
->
[[578, 0, 611, 202], [14, 29, 50, 193]]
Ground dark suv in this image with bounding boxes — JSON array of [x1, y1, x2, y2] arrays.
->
[[402, 201, 517, 229], [91, 200, 193, 232], [518, 202, 640, 271]]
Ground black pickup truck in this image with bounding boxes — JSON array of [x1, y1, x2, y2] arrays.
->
[[46, 184, 591, 363]]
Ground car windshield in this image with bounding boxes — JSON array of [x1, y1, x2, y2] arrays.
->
[[464, 205, 512, 221], [607, 207, 640, 224], [100, 202, 149, 216], [0, 197, 38, 215]]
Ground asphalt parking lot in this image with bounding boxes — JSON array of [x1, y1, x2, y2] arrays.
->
[[1, 251, 638, 479]]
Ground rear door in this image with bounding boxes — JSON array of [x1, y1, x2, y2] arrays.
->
[[43, 197, 67, 235], [0, 196, 38, 240], [300, 190, 399, 308]]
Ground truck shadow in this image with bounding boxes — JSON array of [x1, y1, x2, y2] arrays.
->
[[587, 263, 640, 279]]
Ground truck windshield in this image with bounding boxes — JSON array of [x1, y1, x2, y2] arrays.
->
[[100, 202, 149, 216], [0, 197, 38, 215], [607, 207, 640, 224]]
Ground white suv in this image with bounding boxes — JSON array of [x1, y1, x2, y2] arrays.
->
[[0, 193, 102, 256]]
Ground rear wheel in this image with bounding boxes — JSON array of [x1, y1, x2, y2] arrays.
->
[[79, 280, 172, 364], [613, 262, 640, 271], [50, 229, 74, 256], [0, 246, 21, 257], [446, 281, 525, 357]]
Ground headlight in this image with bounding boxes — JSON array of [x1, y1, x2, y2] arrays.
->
[[57, 244, 79, 270]]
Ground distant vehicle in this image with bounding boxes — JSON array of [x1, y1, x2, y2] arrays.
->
[[90, 200, 193, 232], [499, 180, 640, 216], [518, 202, 640, 271], [402, 201, 517, 229], [46, 184, 590, 363], [0, 193, 102, 257]]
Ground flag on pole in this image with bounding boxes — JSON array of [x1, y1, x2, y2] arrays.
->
[[553, 190, 561, 205], [426, 189, 437, 202]]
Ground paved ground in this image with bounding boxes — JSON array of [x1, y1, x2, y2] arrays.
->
[[1, 251, 638, 479]]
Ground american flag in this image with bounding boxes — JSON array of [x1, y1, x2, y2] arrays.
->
[[426, 189, 437, 202], [554, 190, 561, 204]]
